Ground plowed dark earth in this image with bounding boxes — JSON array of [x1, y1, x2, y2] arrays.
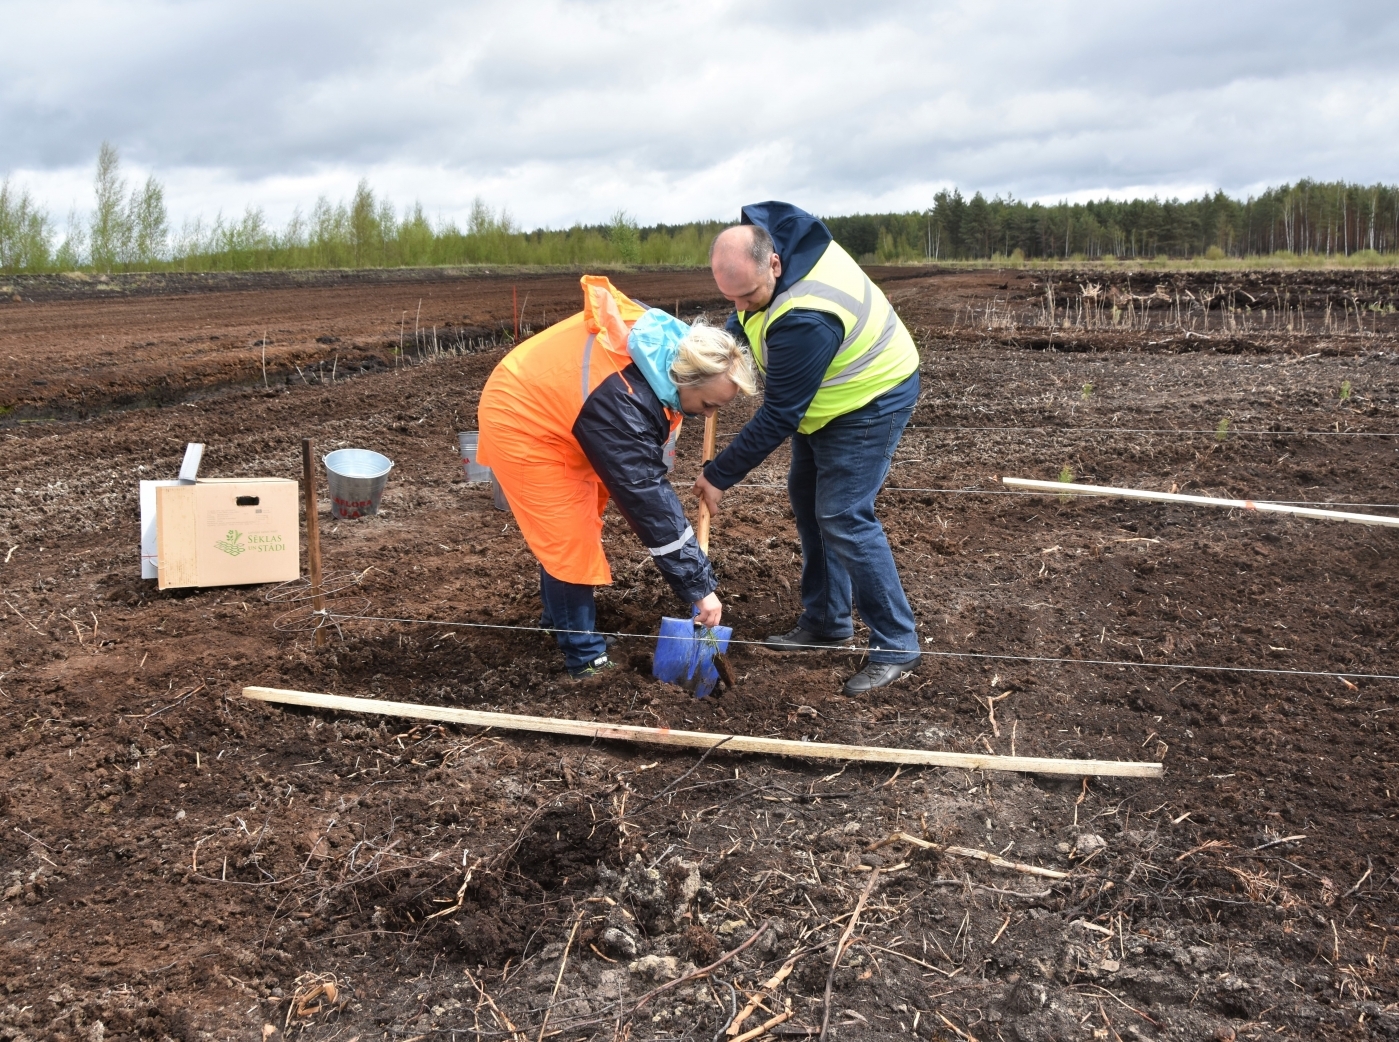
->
[[2, 266, 1399, 1042]]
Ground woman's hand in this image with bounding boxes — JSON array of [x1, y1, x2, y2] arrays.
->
[[693, 593, 722, 628]]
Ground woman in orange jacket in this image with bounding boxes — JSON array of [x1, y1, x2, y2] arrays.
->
[[478, 276, 756, 677]]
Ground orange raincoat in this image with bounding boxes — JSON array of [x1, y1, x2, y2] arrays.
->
[[477, 276, 683, 586]]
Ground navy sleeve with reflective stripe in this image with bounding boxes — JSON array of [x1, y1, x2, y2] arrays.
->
[[573, 367, 717, 604], [705, 308, 844, 490]]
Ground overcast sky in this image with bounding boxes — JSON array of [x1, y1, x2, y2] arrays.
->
[[3, 0, 1398, 231]]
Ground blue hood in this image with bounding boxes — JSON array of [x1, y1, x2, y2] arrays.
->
[[627, 308, 688, 412], [740, 201, 834, 293]]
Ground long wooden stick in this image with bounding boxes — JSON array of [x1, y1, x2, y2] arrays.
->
[[301, 438, 327, 647], [697, 413, 718, 553], [1002, 476, 1399, 528], [241, 687, 1163, 778]]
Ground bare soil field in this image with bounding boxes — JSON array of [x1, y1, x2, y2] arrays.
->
[[0, 268, 732, 421], [2, 266, 1399, 1042]]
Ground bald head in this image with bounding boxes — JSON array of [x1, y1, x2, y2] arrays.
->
[[711, 225, 782, 312]]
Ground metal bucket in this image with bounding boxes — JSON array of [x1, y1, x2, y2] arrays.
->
[[662, 426, 678, 473], [492, 481, 509, 512], [457, 431, 492, 483], [324, 448, 394, 519]]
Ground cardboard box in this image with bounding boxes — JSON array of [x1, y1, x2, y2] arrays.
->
[[156, 478, 300, 589], [140, 480, 183, 578], [138, 443, 206, 579]]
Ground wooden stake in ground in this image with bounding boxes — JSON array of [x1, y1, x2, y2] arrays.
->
[[241, 687, 1163, 778], [300, 438, 327, 647], [697, 412, 718, 553]]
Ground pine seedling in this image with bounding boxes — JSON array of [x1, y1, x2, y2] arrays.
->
[[1057, 465, 1075, 503], [1340, 380, 1353, 401], [1215, 417, 1231, 443], [1081, 383, 1093, 400]]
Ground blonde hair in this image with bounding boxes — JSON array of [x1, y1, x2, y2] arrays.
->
[[670, 319, 758, 396]]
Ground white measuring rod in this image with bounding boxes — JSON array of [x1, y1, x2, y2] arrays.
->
[[1002, 477, 1399, 528]]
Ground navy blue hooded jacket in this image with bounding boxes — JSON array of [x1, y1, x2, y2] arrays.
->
[[573, 363, 715, 605], [703, 202, 918, 490]]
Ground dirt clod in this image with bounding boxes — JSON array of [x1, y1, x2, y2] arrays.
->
[[713, 652, 737, 689]]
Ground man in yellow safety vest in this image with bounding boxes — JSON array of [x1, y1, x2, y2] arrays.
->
[[693, 202, 923, 694]]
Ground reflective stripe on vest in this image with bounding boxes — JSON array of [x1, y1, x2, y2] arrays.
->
[[739, 240, 919, 434]]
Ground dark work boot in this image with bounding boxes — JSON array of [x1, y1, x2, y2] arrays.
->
[[763, 626, 853, 652], [842, 660, 918, 696], [568, 654, 617, 679]]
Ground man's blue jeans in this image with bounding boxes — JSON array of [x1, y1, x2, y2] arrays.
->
[[788, 391, 920, 665], [539, 566, 608, 670]]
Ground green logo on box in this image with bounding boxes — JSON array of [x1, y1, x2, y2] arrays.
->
[[214, 529, 245, 557]]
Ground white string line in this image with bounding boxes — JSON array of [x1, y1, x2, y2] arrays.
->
[[917, 426, 1399, 438], [718, 426, 1399, 438], [731, 482, 1399, 510], [318, 610, 1399, 683]]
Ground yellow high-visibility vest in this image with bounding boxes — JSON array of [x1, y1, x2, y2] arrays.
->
[[739, 240, 919, 433]]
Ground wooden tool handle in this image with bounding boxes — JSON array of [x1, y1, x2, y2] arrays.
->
[[697, 413, 717, 554], [697, 503, 711, 555]]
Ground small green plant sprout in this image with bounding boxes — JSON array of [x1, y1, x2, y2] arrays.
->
[[1215, 417, 1231, 443], [1081, 383, 1093, 400], [1057, 465, 1075, 502], [1340, 380, 1353, 401]]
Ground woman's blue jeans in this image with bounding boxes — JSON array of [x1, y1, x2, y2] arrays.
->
[[539, 566, 608, 670], [788, 392, 920, 665]]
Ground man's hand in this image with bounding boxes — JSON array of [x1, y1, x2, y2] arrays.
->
[[692, 472, 725, 517], [693, 592, 722, 628]]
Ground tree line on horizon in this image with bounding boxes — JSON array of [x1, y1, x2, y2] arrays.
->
[[2, 144, 1397, 274], [841, 183, 1399, 263]]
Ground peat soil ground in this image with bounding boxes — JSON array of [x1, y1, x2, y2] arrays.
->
[[2, 268, 1399, 1041], [0, 268, 731, 422]]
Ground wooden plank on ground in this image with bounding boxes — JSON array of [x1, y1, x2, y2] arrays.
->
[[242, 686, 1164, 778], [1002, 476, 1399, 528]]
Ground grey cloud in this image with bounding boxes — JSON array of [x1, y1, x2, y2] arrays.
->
[[3, 0, 1397, 228]]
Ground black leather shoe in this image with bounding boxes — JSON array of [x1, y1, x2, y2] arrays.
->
[[842, 660, 918, 695], [763, 626, 852, 652]]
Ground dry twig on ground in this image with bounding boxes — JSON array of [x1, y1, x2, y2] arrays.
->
[[871, 831, 1071, 880], [819, 869, 880, 1042]]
